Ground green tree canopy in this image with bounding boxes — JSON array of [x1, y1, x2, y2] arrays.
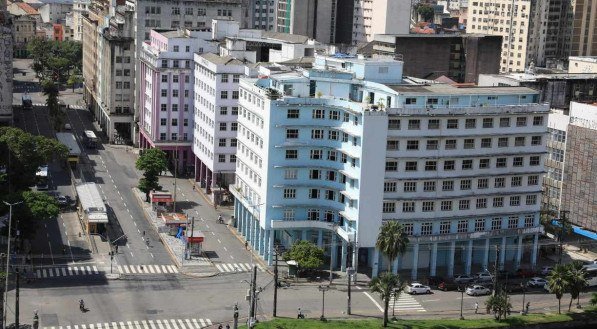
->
[[485, 292, 512, 321], [27, 38, 82, 84], [417, 4, 435, 22], [369, 272, 405, 327], [283, 240, 324, 273], [547, 264, 570, 314], [376, 221, 409, 272], [136, 148, 168, 201], [565, 261, 588, 311], [1, 191, 59, 238]]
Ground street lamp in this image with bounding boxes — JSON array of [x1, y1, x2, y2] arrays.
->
[[459, 284, 465, 320], [3, 200, 22, 329], [318, 285, 330, 321], [520, 282, 527, 315]]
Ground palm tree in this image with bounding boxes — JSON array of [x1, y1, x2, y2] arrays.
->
[[547, 264, 569, 314], [376, 221, 409, 273], [566, 261, 588, 311], [369, 272, 404, 327]]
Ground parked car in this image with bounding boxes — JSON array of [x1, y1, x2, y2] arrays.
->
[[406, 283, 431, 295], [438, 281, 459, 291], [427, 276, 444, 286], [475, 272, 494, 283], [454, 275, 475, 284], [466, 285, 492, 296], [527, 277, 548, 288], [505, 282, 526, 293], [64, 123, 72, 130], [540, 267, 553, 276], [56, 195, 69, 206]]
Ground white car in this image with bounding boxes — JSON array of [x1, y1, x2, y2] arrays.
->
[[475, 272, 494, 283], [406, 283, 431, 295], [527, 277, 548, 288], [466, 285, 491, 296], [454, 274, 475, 284]]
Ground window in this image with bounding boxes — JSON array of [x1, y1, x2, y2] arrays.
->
[[442, 180, 454, 191], [327, 151, 337, 161], [515, 136, 525, 146], [343, 113, 350, 122], [406, 97, 417, 105], [232, 91, 239, 99], [325, 190, 335, 201], [444, 160, 455, 170], [161, 104, 167, 111], [425, 161, 437, 171], [526, 195, 537, 205], [161, 89, 167, 97], [233, 75, 240, 83], [311, 129, 324, 139], [218, 154, 226, 163], [475, 219, 485, 232], [460, 179, 471, 190], [422, 201, 434, 212], [283, 189, 296, 199], [287, 109, 299, 118], [283, 209, 295, 220], [496, 158, 507, 168], [482, 118, 493, 128], [383, 202, 395, 213], [513, 157, 523, 167], [423, 181, 436, 192], [220, 91, 228, 99], [441, 201, 452, 211], [459, 199, 470, 210], [498, 137, 509, 147], [457, 220, 468, 233], [402, 202, 415, 212], [481, 138, 492, 148], [462, 159, 473, 170], [476, 198, 487, 209], [327, 171, 336, 181], [479, 158, 490, 169], [309, 189, 320, 199], [231, 123, 238, 131], [500, 117, 510, 127], [312, 109, 325, 119], [493, 197, 504, 207], [426, 140, 439, 150], [328, 131, 338, 140], [524, 215, 534, 227], [445, 139, 457, 150], [384, 182, 397, 192], [440, 221, 451, 234], [385, 161, 398, 171], [286, 129, 299, 139], [464, 139, 475, 149], [404, 182, 417, 192], [531, 136, 542, 145], [533, 116, 543, 126], [403, 224, 413, 235], [219, 122, 227, 131], [388, 119, 400, 129], [516, 117, 527, 127], [510, 196, 521, 206], [310, 150, 322, 159], [171, 118, 178, 126], [495, 177, 505, 188], [478, 178, 488, 189], [405, 161, 418, 171], [528, 175, 539, 185], [447, 119, 459, 129], [220, 107, 228, 115], [161, 75, 168, 82], [408, 119, 420, 130], [172, 104, 178, 112], [328, 110, 339, 120], [508, 216, 518, 229], [285, 150, 298, 159], [160, 118, 167, 126], [221, 74, 229, 83], [172, 90, 179, 97], [386, 140, 399, 150], [465, 118, 476, 129], [406, 140, 419, 150], [421, 223, 433, 235], [491, 217, 502, 230], [173, 75, 179, 83], [284, 169, 297, 180], [428, 119, 440, 129]]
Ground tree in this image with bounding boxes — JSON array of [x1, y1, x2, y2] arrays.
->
[[283, 240, 324, 274], [547, 264, 569, 314], [376, 221, 409, 272], [485, 292, 512, 321], [565, 261, 588, 311], [27, 38, 82, 84], [1, 191, 59, 238], [590, 292, 597, 306], [135, 148, 168, 201], [42, 79, 63, 129], [417, 4, 434, 22], [369, 272, 404, 327], [67, 72, 83, 92]]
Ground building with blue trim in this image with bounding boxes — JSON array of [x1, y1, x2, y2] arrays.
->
[[231, 54, 549, 279]]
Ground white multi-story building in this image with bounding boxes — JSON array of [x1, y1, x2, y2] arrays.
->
[[72, 0, 89, 41], [231, 54, 548, 279], [351, 0, 411, 46], [38, 0, 73, 24]]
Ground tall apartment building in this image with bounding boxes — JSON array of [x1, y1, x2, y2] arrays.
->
[[72, 0, 90, 41], [351, 0, 411, 46], [544, 0, 574, 63], [244, 0, 277, 31], [571, 0, 597, 57], [138, 28, 218, 173], [0, 0, 13, 125], [276, 0, 337, 44], [231, 54, 548, 278]]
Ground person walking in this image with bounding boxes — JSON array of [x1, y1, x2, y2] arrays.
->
[[475, 301, 479, 314], [245, 241, 249, 250]]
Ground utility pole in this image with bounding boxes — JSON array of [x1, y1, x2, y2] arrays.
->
[[558, 210, 570, 265], [15, 268, 20, 329], [318, 285, 329, 321], [3, 200, 22, 329], [248, 265, 257, 327], [493, 245, 499, 296], [173, 139, 179, 213], [232, 303, 238, 329], [273, 247, 278, 317], [347, 266, 352, 315]]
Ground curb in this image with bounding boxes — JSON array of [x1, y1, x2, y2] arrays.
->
[[225, 221, 273, 276]]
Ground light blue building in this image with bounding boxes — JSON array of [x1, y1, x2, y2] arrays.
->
[[231, 54, 548, 279]]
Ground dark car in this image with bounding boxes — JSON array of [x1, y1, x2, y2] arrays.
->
[[516, 268, 536, 278], [438, 281, 460, 291], [505, 283, 526, 293], [427, 276, 445, 286]]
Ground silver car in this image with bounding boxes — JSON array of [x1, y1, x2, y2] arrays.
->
[[466, 285, 491, 296]]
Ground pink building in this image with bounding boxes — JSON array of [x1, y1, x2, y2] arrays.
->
[[138, 28, 217, 174]]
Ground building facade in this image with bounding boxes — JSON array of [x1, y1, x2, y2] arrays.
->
[[138, 28, 218, 173], [13, 15, 37, 57], [244, 0, 277, 31], [570, 0, 597, 57], [231, 54, 548, 279], [0, 1, 13, 125], [72, 0, 90, 41], [276, 0, 336, 44], [351, 0, 411, 46], [39, 0, 73, 24]]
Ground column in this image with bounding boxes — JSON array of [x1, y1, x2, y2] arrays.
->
[[294, 230, 301, 243], [317, 230, 323, 248], [392, 258, 399, 274], [411, 244, 420, 280], [263, 229, 270, 261], [341, 240, 347, 272], [482, 239, 490, 271], [330, 234, 338, 270], [448, 241, 456, 278], [302, 230, 308, 241], [250, 216, 257, 246], [531, 234, 539, 269], [371, 249, 380, 278], [430, 243, 438, 276], [465, 240, 473, 275], [499, 237, 506, 270], [267, 229, 274, 266], [257, 227, 263, 254], [515, 235, 523, 267]]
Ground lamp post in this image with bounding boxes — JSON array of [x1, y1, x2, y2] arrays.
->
[[3, 200, 22, 329], [520, 282, 527, 315], [329, 223, 337, 285], [459, 284, 465, 320], [318, 285, 330, 321]]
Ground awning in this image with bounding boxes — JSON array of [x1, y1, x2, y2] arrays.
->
[[551, 220, 597, 241]]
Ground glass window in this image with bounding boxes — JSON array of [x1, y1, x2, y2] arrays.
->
[[500, 117, 510, 127], [491, 217, 502, 230], [476, 198, 487, 209], [426, 140, 439, 150], [286, 129, 299, 139], [465, 118, 476, 129], [444, 160, 455, 170], [386, 140, 399, 150], [447, 119, 458, 129], [481, 138, 492, 148], [475, 219, 485, 231], [287, 109, 299, 118], [445, 139, 457, 149], [508, 216, 518, 228], [498, 137, 509, 147], [408, 119, 420, 130], [423, 181, 436, 191], [425, 161, 437, 171], [285, 150, 298, 159], [516, 117, 527, 127], [404, 181, 417, 192], [479, 158, 490, 169], [510, 196, 521, 206], [528, 175, 539, 185], [284, 169, 297, 179], [459, 199, 470, 210], [495, 177, 505, 188], [533, 116, 543, 126], [383, 202, 395, 213], [440, 221, 451, 234], [441, 201, 452, 211], [421, 223, 433, 235], [496, 158, 507, 168], [442, 180, 454, 191], [513, 157, 524, 167], [526, 195, 537, 205], [464, 139, 475, 149], [388, 119, 400, 129], [402, 202, 415, 212], [493, 197, 504, 207], [428, 119, 440, 129], [384, 182, 397, 192], [482, 118, 493, 128], [477, 178, 488, 189], [407, 140, 419, 150], [460, 179, 471, 190], [283, 188, 296, 199], [457, 220, 468, 233], [405, 161, 418, 171], [462, 159, 473, 169], [385, 161, 398, 171]]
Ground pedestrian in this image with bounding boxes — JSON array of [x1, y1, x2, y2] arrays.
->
[[475, 301, 479, 314], [225, 325, 230, 329], [526, 302, 530, 314], [245, 241, 249, 250], [218, 325, 222, 329], [143, 230, 146, 236], [297, 307, 304, 319]]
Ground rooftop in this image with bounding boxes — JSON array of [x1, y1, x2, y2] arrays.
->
[[200, 52, 244, 65], [16, 2, 39, 15], [480, 72, 597, 81], [388, 84, 538, 96]]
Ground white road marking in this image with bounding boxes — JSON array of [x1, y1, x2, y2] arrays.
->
[[223, 247, 227, 251], [364, 291, 384, 312], [217, 239, 221, 244]]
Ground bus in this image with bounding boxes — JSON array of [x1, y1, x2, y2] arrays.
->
[[583, 264, 597, 287], [35, 165, 49, 190], [83, 130, 98, 149]]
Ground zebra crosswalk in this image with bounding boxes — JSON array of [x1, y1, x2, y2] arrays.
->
[[215, 263, 266, 273], [42, 318, 213, 329], [117, 264, 179, 275], [389, 293, 426, 312], [36, 266, 102, 279]]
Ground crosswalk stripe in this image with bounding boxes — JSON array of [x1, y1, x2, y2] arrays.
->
[[161, 319, 171, 329], [49, 269, 54, 277], [156, 319, 165, 329], [149, 320, 158, 329], [160, 265, 168, 273], [61, 268, 67, 276], [93, 266, 99, 274], [198, 319, 206, 328], [129, 265, 137, 274], [241, 263, 251, 271], [133, 320, 142, 329], [176, 319, 185, 329], [89, 324, 94, 329], [111, 322, 117, 329], [74, 326, 78, 329], [86, 266, 92, 274], [96, 323, 101, 329], [191, 319, 200, 329], [215, 264, 224, 272], [184, 319, 192, 329], [73, 267, 79, 275], [148, 265, 156, 274], [205, 320, 212, 326], [68, 267, 74, 275], [169, 319, 179, 329], [119, 321, 126, 329], [170, 265, 179, 273], [140, 320, 149, 329], [127, 322, 133, 329]]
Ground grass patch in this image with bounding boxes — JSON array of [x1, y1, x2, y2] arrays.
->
[[242, 312, 584, 329]]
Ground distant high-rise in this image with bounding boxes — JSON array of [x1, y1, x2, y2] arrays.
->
[[570, 0, 597, 57], [351, 0, 411, 46], [276, 0, 336, 43]]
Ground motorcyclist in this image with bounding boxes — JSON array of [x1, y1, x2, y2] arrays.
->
[[79, 299, 85, 310], [218, 215, 223, 224]]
